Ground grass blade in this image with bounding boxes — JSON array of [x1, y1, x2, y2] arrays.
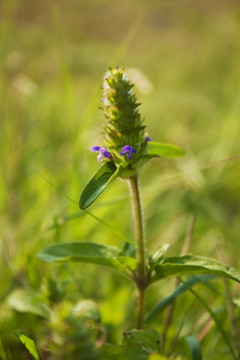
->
[[178, 278, 237, 360], [184, 336, 202, 360], [145, 275, 214, 323]]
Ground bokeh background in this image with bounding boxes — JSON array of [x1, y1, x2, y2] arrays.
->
[[1, 0, 240, 358]]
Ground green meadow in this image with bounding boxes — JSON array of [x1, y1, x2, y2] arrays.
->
[[1, 0, 240, 358]]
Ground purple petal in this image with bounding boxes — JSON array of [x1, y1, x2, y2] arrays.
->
[[97, 153, 103, 162], [101, 149, 113, 160], [120, 145, 137, 158], [90, 146, 101, 152], [145, 136, 152, 142], [121, 145, 130, 153], [91, 146, 113, 161]]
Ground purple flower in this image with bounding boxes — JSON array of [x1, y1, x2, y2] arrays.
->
[[90, 146, 101, 152], [120, 145, 137, 159], [145, 136, 152, 142], [90, 146, 113, 162]]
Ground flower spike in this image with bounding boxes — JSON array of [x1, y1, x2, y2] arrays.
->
[[101, 68, 149, 164], [89, 68, 163, 175]]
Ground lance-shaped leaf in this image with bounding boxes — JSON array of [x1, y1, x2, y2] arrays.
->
[[14, 331, 41, 360], [37, 242, 137, 277], [151, 255, 240, 283], [79, 161, 121, 210], [147, 141, 185, 158]]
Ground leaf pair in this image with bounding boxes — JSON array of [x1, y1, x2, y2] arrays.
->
[[37, 242, 240, 287], [79, 141, 185, 210]]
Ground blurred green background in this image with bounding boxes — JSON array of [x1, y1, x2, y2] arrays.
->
[[1, 0, 240, 358]]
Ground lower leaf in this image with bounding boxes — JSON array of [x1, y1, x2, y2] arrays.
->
[[37, 241, 137, 277], [151, 254, 240, 283]]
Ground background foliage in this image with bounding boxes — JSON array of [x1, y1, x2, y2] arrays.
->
[[1, 0, 240, 358]]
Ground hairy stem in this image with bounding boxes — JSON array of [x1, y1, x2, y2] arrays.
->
[[128, 174, 146, 329]]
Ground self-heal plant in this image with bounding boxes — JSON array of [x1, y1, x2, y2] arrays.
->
[[36, 67, 240, 359], [84, 67, 186, 329]]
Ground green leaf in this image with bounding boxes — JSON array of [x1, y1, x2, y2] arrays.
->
[[79, 161, 120, 210], [37, 242, 137, 276], [233, 297, 240, 307], [101, 344, 126, 360], [183, 336, 202, 360], [8, 290, 51, 319], [151, 254, 240, 283], [122, 242, 136, 258], [145, 275, 214, 323], [147, 141, 185, 158], [102, 328, 163, 360], [148, 244, 170, 271], [14, 330, 41, 360], [122, 327, 162, 359], [131, 154, 160, 169]]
